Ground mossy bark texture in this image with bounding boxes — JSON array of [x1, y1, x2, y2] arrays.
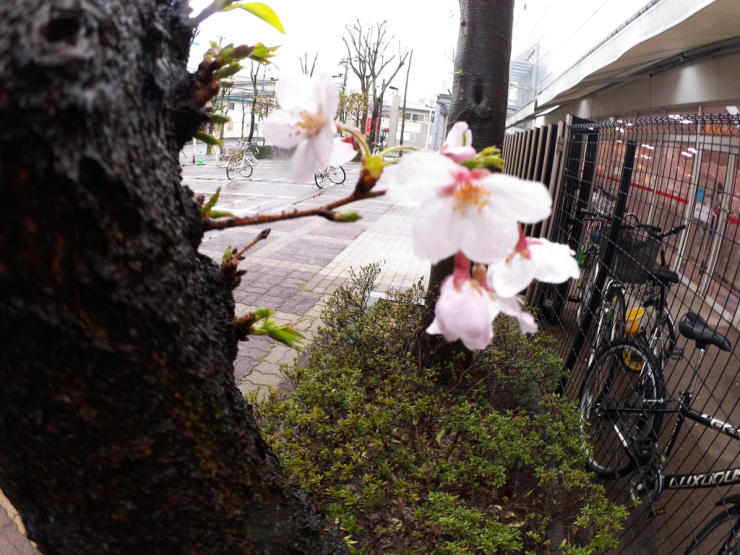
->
[[0, 1, 346, 552]]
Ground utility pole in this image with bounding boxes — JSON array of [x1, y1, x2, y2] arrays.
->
[[399, 50, 413, 156]]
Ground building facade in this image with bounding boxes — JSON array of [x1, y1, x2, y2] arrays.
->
[[506, 0, 739, 128]]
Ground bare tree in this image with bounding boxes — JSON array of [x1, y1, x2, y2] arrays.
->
[[342, 19, 408, 149], [247, 60, 261, 141], [299, 51, 318, 77], [214, 83, 233, 147]]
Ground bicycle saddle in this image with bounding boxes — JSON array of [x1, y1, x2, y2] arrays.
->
[[647, 267, 679, 285], [678, 311, 731, 351], [717, 493, 740, 506]]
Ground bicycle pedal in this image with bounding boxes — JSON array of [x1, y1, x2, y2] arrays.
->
[[567, 295, 582, 303]]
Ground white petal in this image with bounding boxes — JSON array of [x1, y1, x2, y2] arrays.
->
[[274, 73, 315, 111], [316, 73, 339, 117], [496, 295, 538, 334], [388, 151, 460, 203], [442, 146, 477, 163], [485, 174, 552, 223], [529, 240, 580, 284], [460, 211, 519, 263], [288, 141, 318, 181], [329, 138, 357, 166], [489, 255, 539, 298], [444, 121, 473, 149], [262, 110, 305, 148], [287, 125, 334, 181], [427, 281, 495, 350], [412, 197, 465, 263]]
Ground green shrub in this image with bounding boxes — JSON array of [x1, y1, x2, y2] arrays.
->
[[251, 264, 626, 553], [256, 145, 273, 159]]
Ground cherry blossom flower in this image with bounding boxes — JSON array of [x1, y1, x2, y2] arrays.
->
[[488, 228, 580, 298], [427, 278, 499, 350], [392, 151, 552, 263], [426, 252, 538, 349], [262, 73, 350, 180], [440, 121, 476, 162], [495, 294, 539, 335]]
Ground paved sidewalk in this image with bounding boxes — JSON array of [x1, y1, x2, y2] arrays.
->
[[0, 164, 428, 548], [199, 169, 429, 397]]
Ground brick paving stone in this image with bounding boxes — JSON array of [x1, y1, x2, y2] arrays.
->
[[0, 491, 38, 554], [195, 178, 428, 405], [308, 221, 368, 240], [272, 237, 349, 266]]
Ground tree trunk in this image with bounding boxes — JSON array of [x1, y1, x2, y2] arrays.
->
[[0, 1, 346, 552], [248, 67, 258, 142], [426, 0, 514, 304]]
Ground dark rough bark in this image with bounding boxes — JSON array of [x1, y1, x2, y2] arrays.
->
[[0, 1, 346, 552], [427, 0, 515, 305]]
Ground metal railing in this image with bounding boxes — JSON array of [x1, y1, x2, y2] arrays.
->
[[503, 114, 739, 553]]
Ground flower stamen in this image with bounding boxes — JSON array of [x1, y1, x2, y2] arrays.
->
[[296, 107, 325, 137]]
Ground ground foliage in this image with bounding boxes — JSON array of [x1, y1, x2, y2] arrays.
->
[[251, 264, 626, 553]]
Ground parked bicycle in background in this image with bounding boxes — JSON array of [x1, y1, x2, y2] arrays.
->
[[577, 310, 736, 554], [217, 139, 259, 169], [570, 209, 685, 367], [226, 148, 255, 180], [314, 165, 346, 188]]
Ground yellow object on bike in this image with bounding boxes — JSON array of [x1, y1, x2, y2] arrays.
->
[[622, 307, 646, 371], [624, 307, 645, 335]]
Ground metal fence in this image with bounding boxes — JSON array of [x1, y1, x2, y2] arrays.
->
[[503, 114, 739, 554]]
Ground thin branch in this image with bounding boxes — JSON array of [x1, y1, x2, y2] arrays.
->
[[233, 228, 271, 259], [203, 190, 386, 230], [189, 0, 232, 26]]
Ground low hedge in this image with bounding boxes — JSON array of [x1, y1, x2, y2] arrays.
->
[[251, 263, 625, 553]]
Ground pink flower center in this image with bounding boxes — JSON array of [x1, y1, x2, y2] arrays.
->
[[506, 227, 540, 262], [442, 168, 490, 214]]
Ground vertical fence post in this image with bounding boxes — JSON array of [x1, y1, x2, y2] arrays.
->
[[560, 140, 637, 391]]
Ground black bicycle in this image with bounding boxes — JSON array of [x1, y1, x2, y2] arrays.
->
[[571, 209, 685, 366], [578, 311, 736, 553]]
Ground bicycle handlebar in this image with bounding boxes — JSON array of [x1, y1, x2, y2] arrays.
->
[[581, 209, 609, 219], [577, 208, 686, 240]]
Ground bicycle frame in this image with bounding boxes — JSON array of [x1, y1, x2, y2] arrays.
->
[[619, 346, 740, 499]]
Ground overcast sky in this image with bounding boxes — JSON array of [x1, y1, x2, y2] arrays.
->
[[188, 0, 461, 104]]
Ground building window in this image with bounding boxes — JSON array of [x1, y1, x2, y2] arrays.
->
[[229, 102, 235, 110]]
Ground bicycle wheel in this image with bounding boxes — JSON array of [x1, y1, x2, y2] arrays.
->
[[314, 170, 326, 188], [239, 160, 253, 178], [226, 157, 240, 180], [592, 284, 626, 354], [575, 247, 599, 322], [578, 338, 664, 478], [328, 165, 346, 184], [685, 509, 740, 554]]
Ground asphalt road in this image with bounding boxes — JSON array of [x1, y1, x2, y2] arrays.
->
[[180, 155, 362, 216]]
